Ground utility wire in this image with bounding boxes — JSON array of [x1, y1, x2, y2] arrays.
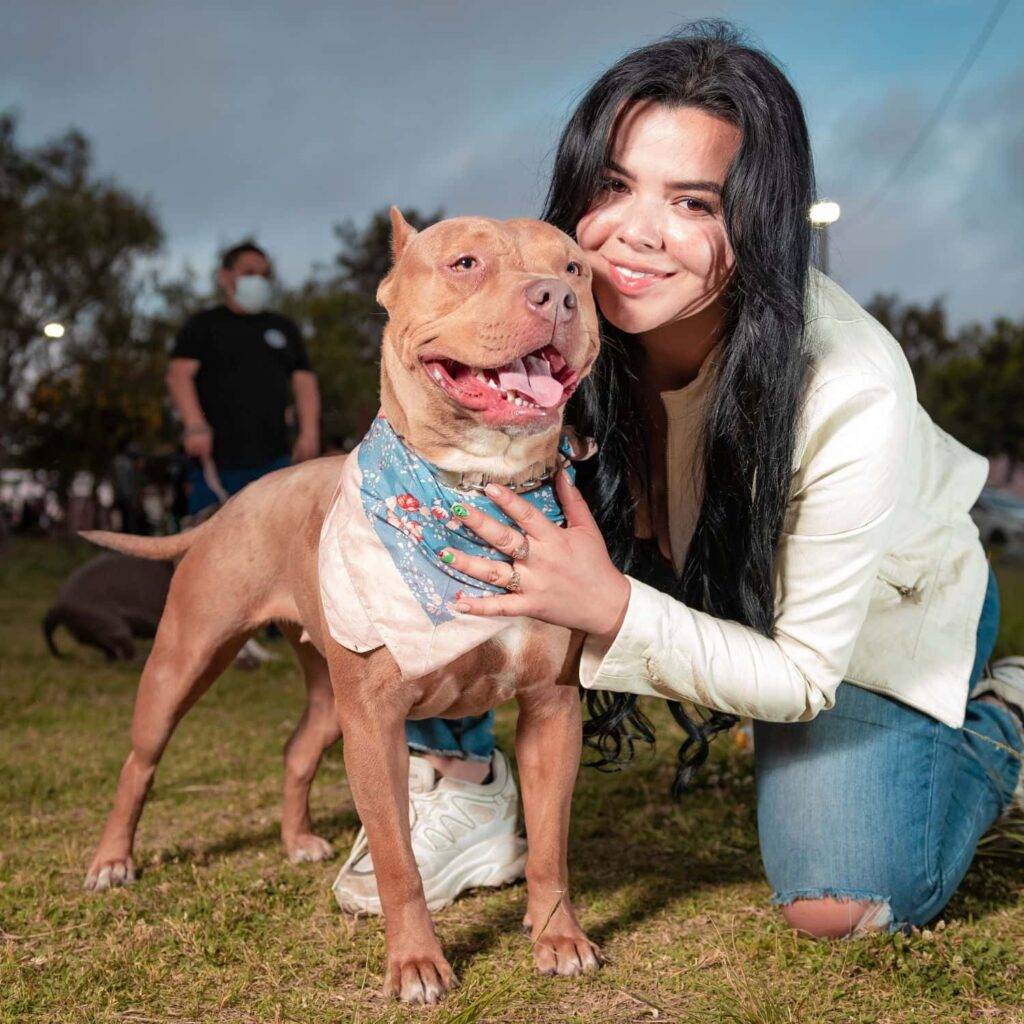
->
[[858, 0, 1012, 219]]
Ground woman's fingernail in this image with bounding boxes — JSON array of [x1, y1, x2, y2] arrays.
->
[[455, 602, 471, 613], [485, 483, 502, 498], [440, 550, 455, 564], [452, 503, 470, 518]]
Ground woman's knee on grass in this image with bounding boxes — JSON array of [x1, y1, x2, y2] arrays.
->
[[780, 896, 891, 938]]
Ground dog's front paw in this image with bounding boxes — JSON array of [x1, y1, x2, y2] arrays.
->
[[84, 853, 136, 892], [285, 833, 335, 864], [384, 949, 458, 1005], [532, 929, 603, 977]]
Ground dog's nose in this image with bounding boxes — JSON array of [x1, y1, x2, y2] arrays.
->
[[525, 278, 577, 322]]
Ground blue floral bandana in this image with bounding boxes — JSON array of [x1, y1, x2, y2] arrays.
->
[[359, 414, 573, 624], [318, 413, 584, 679]]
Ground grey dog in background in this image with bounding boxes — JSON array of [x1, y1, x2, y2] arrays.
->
[[43, 500, 218, 662], [43, 551, 172, 661], [43, 514, 274, 668]]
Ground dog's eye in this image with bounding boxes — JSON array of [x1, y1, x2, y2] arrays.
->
[[566, 261, 582, 275], [450, 256, 478, 271]]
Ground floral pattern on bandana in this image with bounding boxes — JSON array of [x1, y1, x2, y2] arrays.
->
[[357, 415, 573, 625]]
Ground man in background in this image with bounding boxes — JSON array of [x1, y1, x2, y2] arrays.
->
[[110, 443, 146, 534], [166, 242, 320, 514]]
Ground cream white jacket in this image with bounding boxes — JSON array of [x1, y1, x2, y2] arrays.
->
[[579, 272, 990, 729]]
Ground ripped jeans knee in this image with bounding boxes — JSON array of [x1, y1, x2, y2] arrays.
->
[[775, 892, 894, 938]]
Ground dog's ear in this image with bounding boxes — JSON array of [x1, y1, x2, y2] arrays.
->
[[377, 207, 418, 310], [388, 206, 418, 264]]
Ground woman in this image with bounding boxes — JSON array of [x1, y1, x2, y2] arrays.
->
[[442, 22, 1024, 937]]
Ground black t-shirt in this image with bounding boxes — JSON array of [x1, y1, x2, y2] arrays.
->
[[170, 305, 311, 468]]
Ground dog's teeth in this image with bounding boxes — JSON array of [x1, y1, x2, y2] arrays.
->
[[432, 369, 442, 381], [487, 379, 498, 389], [474, 370, 487, 383]]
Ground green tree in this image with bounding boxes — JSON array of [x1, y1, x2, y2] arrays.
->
[[866, 293, 1024, 478], [0, 111, 162, 459], [865, 293, 956, 388], [333, 206, 443, 300], [15, 274, 193, 494], [924, 318, 1024, 480]]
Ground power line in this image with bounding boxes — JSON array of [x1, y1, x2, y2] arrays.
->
[[858, 0, 1012, 219]]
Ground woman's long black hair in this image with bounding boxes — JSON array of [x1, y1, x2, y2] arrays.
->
[[544, 21, 815, 795]]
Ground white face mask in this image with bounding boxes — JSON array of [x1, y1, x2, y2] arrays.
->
[[233, 274, 271, 314]]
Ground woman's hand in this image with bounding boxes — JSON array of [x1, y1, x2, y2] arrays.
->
[[442, 470, 631, 641]]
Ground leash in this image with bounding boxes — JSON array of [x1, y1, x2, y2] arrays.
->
[[200, 456, 230, 505]]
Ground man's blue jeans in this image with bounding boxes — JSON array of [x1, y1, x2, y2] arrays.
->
[[186, 454, 291, 515], [755, 568, 1022, 930]]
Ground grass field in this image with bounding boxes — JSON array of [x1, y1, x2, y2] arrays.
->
[[2, 538, 1024, 1024]]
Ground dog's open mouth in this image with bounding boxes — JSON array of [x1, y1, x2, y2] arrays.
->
[[422, 344, 580, 421]]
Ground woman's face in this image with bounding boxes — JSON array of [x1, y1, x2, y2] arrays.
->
[[576, 101, 740, 337]]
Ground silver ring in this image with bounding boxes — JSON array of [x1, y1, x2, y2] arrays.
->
[[511, 537, 530, 562], [506, 567, 523, 593]]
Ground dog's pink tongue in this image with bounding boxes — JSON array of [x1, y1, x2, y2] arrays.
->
[[497, 356, 564, 408]]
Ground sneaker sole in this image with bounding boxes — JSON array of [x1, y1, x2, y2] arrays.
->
[[333, 832, 527, 916]]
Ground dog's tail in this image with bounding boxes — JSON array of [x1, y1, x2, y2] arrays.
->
[[79, 521, 209, 561], [42, 607, 65, 658]]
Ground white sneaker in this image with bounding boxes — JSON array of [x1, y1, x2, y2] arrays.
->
[[971, 656, 1024, 810], [332, 750, 527, 914]]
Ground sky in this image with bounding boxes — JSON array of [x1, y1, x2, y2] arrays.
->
[[3, 0, 1023, 326]]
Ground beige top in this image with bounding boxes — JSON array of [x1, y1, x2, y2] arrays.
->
[[631, 344, 719, 574], [579, 271, 990, 729]]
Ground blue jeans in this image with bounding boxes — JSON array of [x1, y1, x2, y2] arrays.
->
[[406, 713, 495, 763], [756, 568, 1022, 930], [186, 454, 291, 515]]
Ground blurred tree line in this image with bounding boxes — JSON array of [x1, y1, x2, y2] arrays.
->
[[865, 295, 1024, 482], [2, 112, 1021, 499], [0, 111, 439, 498]]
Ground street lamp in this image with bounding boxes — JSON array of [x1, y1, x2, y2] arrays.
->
[[809, 200, 841, 277], [43, 322, 65, 339]]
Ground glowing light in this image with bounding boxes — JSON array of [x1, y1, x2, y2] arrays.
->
[[809, 200, 841, 226], [43, 322, 65, 339]]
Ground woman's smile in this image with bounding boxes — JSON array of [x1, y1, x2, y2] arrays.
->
[[604, 256, 676, 296]]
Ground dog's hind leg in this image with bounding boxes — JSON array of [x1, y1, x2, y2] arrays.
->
[[516, 678, 603, 977], [279, 623, 341, 864], [84, 600, 246, 892]]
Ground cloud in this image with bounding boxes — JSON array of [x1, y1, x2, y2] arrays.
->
[[4, 1, 1021, 326], [819, 66, 1024, 324]]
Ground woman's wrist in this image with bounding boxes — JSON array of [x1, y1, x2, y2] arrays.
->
[[590, 572, 630, 646]]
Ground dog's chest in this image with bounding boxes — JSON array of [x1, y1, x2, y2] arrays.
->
[[409, 620, 568, 718], [319, 421, 574, 681]]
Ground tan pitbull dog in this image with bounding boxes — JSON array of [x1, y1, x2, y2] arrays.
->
[[82, 208, 602, 1003]]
